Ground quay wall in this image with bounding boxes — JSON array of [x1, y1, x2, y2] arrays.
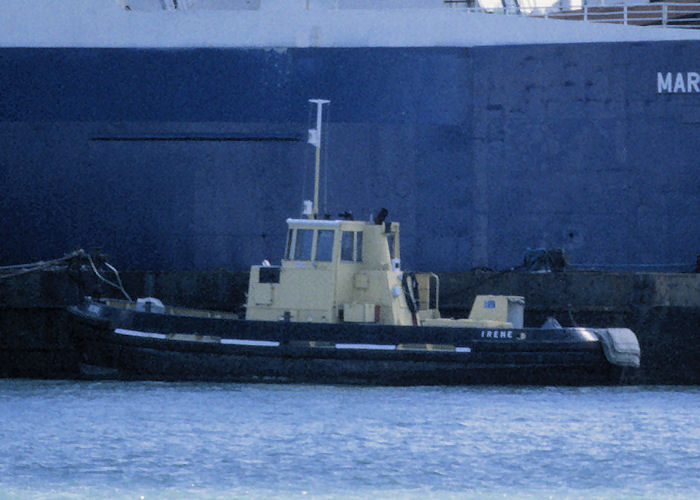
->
[[1, 269, 698, 384]]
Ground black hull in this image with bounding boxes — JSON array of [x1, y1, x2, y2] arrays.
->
[[68, 300, 635, 386]]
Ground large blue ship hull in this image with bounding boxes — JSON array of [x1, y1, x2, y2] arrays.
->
[[1, 42, 698, 271]]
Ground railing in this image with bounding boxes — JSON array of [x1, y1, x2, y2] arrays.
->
[[445, 0, 700, 28], [117, 0, 700, 28], [546, 3, 700, 28]]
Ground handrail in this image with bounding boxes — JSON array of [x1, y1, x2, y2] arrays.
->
[[445, 0, 700, 28], [545, 3, 700, 28]]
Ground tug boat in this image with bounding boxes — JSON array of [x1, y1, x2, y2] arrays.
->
[[67, 100, 640, 385]]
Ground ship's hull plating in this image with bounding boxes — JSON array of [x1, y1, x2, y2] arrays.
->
[[68, 300, 631, 385], [1, 42, 698, 271]]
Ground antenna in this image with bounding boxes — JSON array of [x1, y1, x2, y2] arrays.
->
[[307, 98, 330, 219]]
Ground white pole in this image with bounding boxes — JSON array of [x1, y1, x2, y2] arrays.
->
[[308, 99, 330, 219]]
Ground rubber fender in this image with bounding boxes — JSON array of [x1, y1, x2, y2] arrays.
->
[[594, 328, 641, 368]]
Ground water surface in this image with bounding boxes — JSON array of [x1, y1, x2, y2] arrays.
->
[[1, 381, 698, 499]]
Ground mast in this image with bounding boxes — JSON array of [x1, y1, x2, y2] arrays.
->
[[307, 98, 330, 219]]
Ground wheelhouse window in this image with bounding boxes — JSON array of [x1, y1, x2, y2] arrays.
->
[[316, 230, 334, 262], [294, 229, 313, 261], [285, 229, 293, 260], [341, 231, 354, 261], [340, 230, 363, 262], [356, 231, 363, 262]]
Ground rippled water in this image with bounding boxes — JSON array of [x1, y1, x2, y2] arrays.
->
[[0, 381, 699, 499]]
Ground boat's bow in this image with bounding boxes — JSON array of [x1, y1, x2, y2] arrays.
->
[[593, 328, 641, 368]]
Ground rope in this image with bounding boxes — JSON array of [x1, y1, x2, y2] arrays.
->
[[0, 250, 86, 279], [85, 254, 132, 302], [0, 249, 132, 302]]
